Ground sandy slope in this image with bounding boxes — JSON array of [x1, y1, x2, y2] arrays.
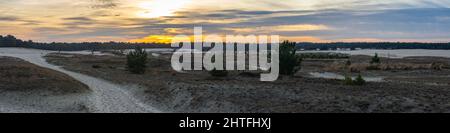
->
[[0, 48, 160, 113]]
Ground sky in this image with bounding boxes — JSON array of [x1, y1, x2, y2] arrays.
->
[[1, 0, 450, 43]]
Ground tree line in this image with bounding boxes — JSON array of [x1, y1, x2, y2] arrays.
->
[[2, 35, 450, 51], [297, 42, 450, 50], [0, 35, 170, 51]]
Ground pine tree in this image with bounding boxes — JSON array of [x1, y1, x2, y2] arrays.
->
[[354, 74, 366, 85], [127, 47, 148, 74], [370, 53, 381, 64], [279, 40, 302, 75]]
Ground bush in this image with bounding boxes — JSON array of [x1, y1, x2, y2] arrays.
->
[[209, 69, 228, 77], [344, 75, 353, 85], [431, 62, 443, 70], [345, 60, 352, 66], [354, 74, 366, 85], [343, 74, 366, 86], [279, 40, 302, 75], [127, 47, 148, 74], [92, 65, 101, 69], [370, 53, 381, 64]]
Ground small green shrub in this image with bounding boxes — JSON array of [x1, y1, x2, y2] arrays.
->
[[343, 74, 366, 86], [344, 75, 353, 85], [345, 60, 352, 66], [127, 47, 148, 74], [354, 74, 366, 85], [370, 53, 381, 64]]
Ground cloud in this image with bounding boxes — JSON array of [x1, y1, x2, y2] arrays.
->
[[0, 16, 19, 21], [126, 8, 450, 43], [60, 17, 97, 28], [223, 24, 330, 33], [281, 36, 327, 42], [63, 17, 93, 21], [90, 0, 118, 9], [129, 35, 174, 43], [2, 0, 450, 42]]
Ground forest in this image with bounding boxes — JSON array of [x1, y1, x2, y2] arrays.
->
[[0, 35, 169, 51], [2, 35, 450, 51]]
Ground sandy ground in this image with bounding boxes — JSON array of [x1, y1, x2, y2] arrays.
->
[[302, 55, 450, 85], [1, 47, 448, 113], [45, 51, 450, 113], [0, 48, 160, 113]]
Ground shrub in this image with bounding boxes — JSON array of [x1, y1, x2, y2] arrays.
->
[[279, 40, 302, 75], [370, 53, 381, 64], [345, 60, 352, 66], [431, 62, 443, 70], [354, 74, 366, 85], [343, 74, 366, 86], [127, 47, 148, 74], [209, 69, 228, 77], [92, 65, 101, 69], [344, 75, 353, 85]]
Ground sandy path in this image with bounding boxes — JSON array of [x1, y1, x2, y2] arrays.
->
[[0, 48, 161, 113]]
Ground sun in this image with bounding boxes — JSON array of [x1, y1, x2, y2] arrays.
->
[[137, 0, 191, 18]]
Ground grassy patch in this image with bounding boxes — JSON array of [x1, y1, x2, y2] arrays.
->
[[0, 56, 89, 94]]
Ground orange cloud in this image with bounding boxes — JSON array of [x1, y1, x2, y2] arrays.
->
[[129, 35, 174, 43], [131, 35, 416, 44], [164, 28, 193, 34], [130, 35, 200, 44]]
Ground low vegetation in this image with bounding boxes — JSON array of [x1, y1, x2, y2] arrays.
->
[[343, 74, 366, 86], [370, 53, 381, 64], [431, 62, 444, 70], [354, 74, 366, 85], [0, 56, 88, 94], [209, 69, 229, 77], [299, 52, 350, 59], [344, 75, 353, 85], [326, 59, 445, 72], [44, 52, 450, 113], [346, 60, 352, 66], [92, 64, 102, 69], [127, 47, 148, 74]]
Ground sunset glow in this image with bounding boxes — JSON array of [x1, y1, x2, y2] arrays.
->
[[0, 0, 450, 43], [137, 0, 192, 18]]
